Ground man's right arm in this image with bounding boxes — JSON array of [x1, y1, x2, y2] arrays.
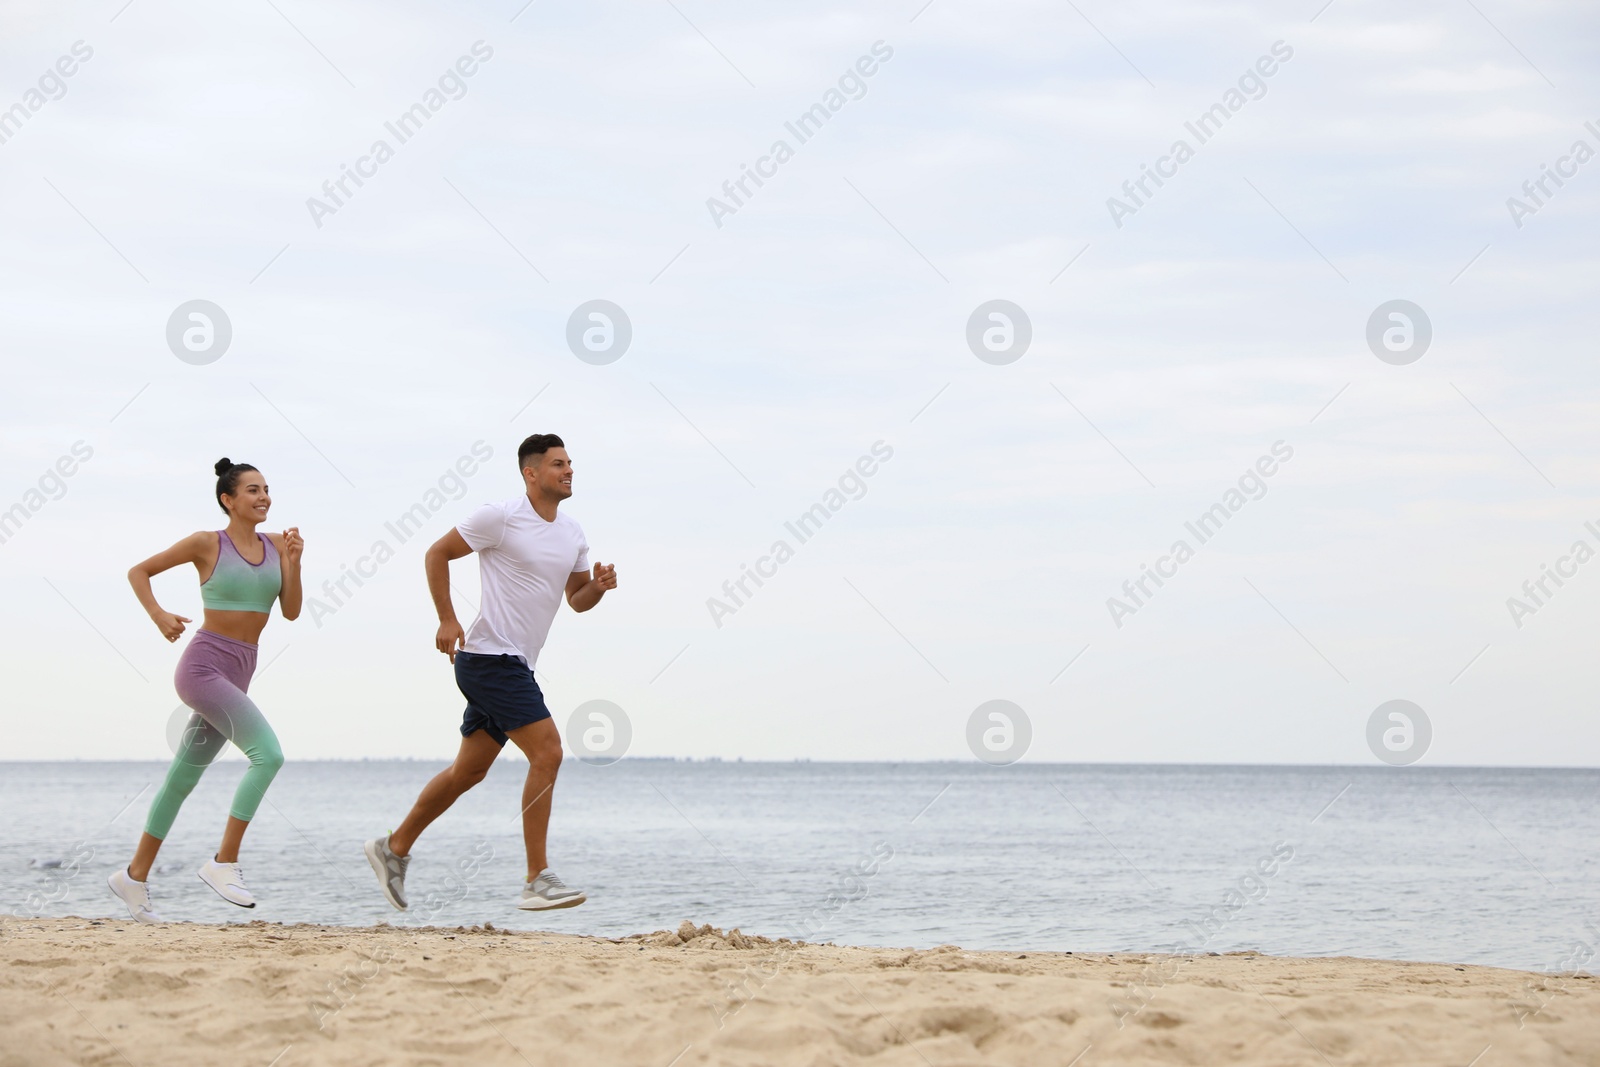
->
[[426, 528, 474, 662]]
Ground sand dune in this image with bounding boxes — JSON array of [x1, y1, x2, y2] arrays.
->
[[2, 917, 1596, 1065]]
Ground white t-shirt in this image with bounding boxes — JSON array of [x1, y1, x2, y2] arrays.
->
[[456, 496, 590, 667]]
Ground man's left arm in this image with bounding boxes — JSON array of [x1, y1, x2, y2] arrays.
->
[[566, 563, 617, 612]]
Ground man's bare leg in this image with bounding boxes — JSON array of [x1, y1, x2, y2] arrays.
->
[[504, 718, 563, 880], [389, 730, 504, 856]]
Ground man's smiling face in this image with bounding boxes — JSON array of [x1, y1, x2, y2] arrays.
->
[[526, 447, 573, 500]]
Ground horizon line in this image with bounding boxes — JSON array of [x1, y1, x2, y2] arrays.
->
[[3, 757, 1598, 771]]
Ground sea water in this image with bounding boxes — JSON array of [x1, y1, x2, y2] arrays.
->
[[2, 760, 1595, 974]]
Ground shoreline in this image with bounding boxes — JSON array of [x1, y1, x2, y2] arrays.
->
[[4, 917, 1596, 1065]]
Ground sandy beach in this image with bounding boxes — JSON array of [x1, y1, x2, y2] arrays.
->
[[2, 918, 1596, 1066]]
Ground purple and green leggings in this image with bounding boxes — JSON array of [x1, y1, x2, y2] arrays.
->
[[144, 630, 284, 839]]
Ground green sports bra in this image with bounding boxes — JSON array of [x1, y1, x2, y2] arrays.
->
[[200, 531, 281, 613]]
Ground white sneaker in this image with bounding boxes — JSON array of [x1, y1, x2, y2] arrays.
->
[[516, 869, 586, 910], [198, 857, 256, 908], [107, 867, 165, 923]]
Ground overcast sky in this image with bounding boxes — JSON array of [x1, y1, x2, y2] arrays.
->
[[2, 0, 1597, 766]]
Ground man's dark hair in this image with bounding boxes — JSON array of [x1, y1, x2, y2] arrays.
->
[[517, 433, 565, 471]]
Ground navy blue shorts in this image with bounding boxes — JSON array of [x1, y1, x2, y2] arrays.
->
[[456, 651, 551, 746]]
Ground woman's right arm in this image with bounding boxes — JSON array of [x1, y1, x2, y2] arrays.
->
[[128, 532, 209, 643]]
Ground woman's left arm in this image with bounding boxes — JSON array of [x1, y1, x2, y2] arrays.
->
[[271, 527, 304, 620]]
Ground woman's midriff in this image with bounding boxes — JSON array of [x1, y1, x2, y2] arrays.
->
[[202, 608, 271, 645]]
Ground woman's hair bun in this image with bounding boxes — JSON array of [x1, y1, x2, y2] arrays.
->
[[212, 458, 257, 513]]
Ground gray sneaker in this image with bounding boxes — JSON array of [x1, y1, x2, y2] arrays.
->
[[364, 834, 410, 911], [516, 869, 586, 910]]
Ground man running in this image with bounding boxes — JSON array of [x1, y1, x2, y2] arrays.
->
[[366, 433, 617, 912]]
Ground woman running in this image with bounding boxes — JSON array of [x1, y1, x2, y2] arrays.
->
[[107, 458, 303, 922]]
